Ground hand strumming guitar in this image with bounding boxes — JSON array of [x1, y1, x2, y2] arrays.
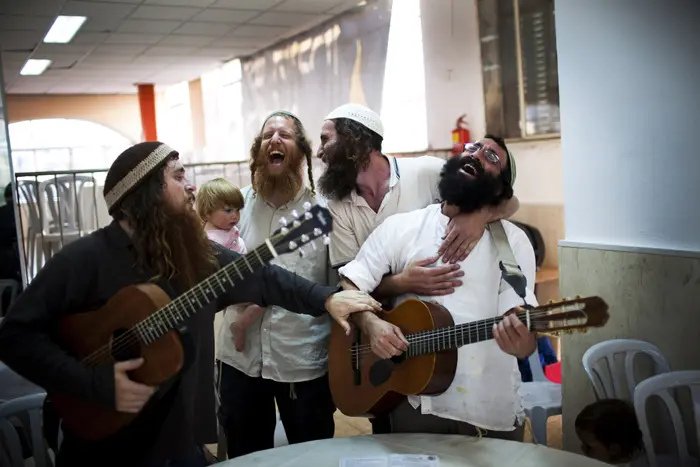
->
[[356, 312, 409, 360], [114, 358, 157, 414]]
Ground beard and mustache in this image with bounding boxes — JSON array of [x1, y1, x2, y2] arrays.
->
[[129, 195, 216, 292], [317, 140, 364, 201], [251, 148, 305, 201], [438, 155, 510, 214]]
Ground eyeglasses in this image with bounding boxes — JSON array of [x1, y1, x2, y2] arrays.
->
[[464, 142, 500, 165]]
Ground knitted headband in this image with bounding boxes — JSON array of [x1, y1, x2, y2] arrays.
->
[[103, 141, 178, 213]]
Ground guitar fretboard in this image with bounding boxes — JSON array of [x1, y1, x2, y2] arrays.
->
[[405, 311, 530, 358], [135, 242, 276, 345]]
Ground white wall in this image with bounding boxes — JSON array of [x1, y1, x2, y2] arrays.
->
[[420, 0, 563, 207], [556, 0, 700, 251], [420, 0, 486, 149]]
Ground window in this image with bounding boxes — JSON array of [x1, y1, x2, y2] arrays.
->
[[8, 119, 132, 182], [478, 0, 560, 139], [157, 81, 194, 160], [201, 59, 246, 162]]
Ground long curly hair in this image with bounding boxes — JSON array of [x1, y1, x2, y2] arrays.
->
[[112, 156, 217, 290], [249, 111, 316, 197], [318, 117, 383, 200]]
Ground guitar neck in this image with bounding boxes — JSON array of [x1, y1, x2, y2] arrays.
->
[[405, 311, 530, 358], [138, 242, 276, 345]]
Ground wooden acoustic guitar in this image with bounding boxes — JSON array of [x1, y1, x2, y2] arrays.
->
[[328, 296, 609, 417], [50, 203, 332, 440]]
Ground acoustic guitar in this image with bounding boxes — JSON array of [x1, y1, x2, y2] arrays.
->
[[328, 296, 609, 417], [50, 203, 332, 440]]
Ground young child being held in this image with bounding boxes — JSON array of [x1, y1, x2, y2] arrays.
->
[[575, 398, 645, 465], [196, 178, 263, 352]]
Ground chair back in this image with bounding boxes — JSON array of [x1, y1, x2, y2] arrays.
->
[[582, 339, 670, 401], [633, 371, 700, 467], [0, 279, 20, 316], [0, 393, 53, 467]]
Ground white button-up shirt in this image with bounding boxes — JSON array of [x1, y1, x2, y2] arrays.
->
[[338, 204, 537, 430], [215, 185, 332, 383], [328, 155, 445, 268]]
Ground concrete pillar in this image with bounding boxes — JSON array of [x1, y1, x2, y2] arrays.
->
[[554, 0, 700, 453], [137, 83, 158, 142]]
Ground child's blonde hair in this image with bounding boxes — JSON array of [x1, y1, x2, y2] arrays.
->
[[196, 178, 245, 221]]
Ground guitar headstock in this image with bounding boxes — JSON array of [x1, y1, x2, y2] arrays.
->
[[269, 202, 333, 256], [527, 296, 609, 336]]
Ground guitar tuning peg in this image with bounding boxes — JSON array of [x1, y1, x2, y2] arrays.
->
[[303, 201, 312, 211], [280, 227, 289, 235], [288, 241, 298, 250], [291, 209, 299, 219], [313, 227, 322, 237], [323, 234, 331, 246], [575, 295, 581, 299], [304, 211, 313, 220], [279, 217, 288, 226], [292, 220, 301, 228], [548, 299, 555, 304], [300, 234, 310, 243]]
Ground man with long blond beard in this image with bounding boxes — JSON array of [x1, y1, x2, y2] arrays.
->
[[0, 141, 380, 467], [215, 111, 336, 459]]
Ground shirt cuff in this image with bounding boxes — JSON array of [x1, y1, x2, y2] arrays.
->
[[338, 262, 378, 293], [314, 284, 344, 316]]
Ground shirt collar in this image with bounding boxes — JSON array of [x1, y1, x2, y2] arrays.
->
[[105, 219, 132, 248], [387, 154, 400, 188]]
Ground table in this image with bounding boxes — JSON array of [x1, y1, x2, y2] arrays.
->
[[216, 433, 608, 467]]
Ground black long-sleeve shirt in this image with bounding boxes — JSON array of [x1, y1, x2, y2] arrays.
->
[[0, 220, 339, 464]]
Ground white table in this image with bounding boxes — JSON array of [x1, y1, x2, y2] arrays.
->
[[216, 433, 608, 466]]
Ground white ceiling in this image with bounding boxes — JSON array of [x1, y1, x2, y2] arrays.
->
[[0, 0, 361, 94]]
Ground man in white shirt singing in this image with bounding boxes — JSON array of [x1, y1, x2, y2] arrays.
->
[[338, 136, 536, 439]]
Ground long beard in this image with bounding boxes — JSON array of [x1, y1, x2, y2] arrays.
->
[[252, 153, 304, 200], [318, 141, 361, 201], [144, 203, 216, 292], [438, 156, 506, 213]]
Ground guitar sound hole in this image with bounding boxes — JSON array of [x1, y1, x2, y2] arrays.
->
[[110, 328, 142, 362]]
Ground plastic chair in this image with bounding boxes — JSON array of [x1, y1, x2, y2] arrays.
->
[[633, 371, 700, 467], [0, 279, 20, 316], [582, 339, 671, 401], [0, 392, 54, 467], [519, 350, 562, 445]]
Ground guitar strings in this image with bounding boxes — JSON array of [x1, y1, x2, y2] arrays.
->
[[81, 247, 277, 366], [348, 308, 570, 356]]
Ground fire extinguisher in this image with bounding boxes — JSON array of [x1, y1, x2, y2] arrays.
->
[[451, 114, 471, 156]]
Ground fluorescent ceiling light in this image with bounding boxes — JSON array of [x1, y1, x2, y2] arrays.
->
[[20, 59, 52, 76], [43, 15, 87, 43]]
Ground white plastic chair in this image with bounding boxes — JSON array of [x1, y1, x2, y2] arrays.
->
[[582, 339, 671, 401], [0, 279, 20, 316], [519, 350, 561, 445], [633, 371, 700, 467], [0, 392, 54, 467]]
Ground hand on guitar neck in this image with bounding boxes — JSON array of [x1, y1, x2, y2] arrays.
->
[[493, 309, 537, 359]]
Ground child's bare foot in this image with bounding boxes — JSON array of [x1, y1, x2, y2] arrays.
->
[[230, 323, 246, 352]]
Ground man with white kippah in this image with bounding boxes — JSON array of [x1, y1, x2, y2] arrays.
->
[[318, 103, 520, 433], [336, 135, 534, 439], [0, 141, 381, 466]]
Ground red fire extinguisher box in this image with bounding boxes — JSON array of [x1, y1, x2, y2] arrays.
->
[[451, 114, 471, 156]]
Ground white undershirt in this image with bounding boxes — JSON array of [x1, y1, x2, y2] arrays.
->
[[338, 204, 538, 430]]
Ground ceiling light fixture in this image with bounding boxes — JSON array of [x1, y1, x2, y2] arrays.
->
[[43, 15, 87, 43], [20, 59, 52, 76]]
